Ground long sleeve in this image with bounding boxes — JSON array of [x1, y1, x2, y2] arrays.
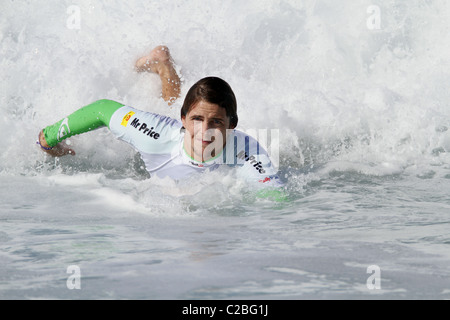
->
[[42, 99, 124, 147]]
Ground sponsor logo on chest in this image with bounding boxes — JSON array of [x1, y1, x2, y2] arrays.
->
[[236, 150, 266, 174], [121, 111, 135, 127], [128, 117, 160, 140]]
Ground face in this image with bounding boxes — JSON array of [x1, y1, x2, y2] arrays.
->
[[182, 100, 235, 162]]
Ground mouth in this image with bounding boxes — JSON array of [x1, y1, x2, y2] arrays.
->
[[195, 138, 214, 146], [200, 140, 212, 146]]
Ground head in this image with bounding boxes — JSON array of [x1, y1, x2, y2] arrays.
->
[[181, 77, 238, 162]]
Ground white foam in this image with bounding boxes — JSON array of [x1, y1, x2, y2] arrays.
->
[[2, 0, 450, 183]]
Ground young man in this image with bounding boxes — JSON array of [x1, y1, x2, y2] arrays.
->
[[37, 46, 284, 191]]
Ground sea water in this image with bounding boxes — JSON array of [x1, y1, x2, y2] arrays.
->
[[1, 0, 450, 299]]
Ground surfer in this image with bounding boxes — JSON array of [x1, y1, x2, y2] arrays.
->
[[37, 46, 284, 191]]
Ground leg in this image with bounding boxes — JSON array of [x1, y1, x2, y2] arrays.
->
[[135, 45, 181, 105]]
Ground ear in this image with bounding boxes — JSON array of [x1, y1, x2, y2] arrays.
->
[[181, 115, 186, 128]]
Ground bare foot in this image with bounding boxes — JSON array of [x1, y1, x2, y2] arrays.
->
[[135, 46, 181, 105]]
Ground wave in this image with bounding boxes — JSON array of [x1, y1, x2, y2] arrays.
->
[[2, 0, 450, 181]]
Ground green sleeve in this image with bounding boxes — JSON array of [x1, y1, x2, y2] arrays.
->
[[43, 99, 124, 147]]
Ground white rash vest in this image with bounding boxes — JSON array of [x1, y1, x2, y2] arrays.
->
[[109, 106, 284, 188]]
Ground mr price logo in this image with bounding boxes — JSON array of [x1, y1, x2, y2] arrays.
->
[[121, 111, 135, 127]]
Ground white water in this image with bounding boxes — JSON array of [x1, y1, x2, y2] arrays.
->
[[1, 0, 450, 299]]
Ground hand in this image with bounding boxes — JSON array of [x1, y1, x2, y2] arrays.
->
[[38, 130, 76, 157]]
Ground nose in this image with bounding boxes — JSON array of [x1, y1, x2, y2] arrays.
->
[[203, 122, 217, 137], [200, 125, 210, 142], [194, 122, 218, 142], [192, 121, 207, 139], [193, 121, 211, 135]]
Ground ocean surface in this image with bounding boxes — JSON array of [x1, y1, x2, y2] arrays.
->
[[1, 0, 450, 299]]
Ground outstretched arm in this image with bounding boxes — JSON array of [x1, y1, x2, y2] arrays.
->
[[37, 99, 124, 157], [38, 46, 180, 157]]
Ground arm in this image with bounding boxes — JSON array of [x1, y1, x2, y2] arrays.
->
[[37, 99, 124, 157]]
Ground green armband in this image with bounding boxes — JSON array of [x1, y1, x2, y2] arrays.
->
[[43, 99, 124, 147]]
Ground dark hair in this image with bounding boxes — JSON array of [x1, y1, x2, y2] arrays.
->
[[181, 77, 238, 128]]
